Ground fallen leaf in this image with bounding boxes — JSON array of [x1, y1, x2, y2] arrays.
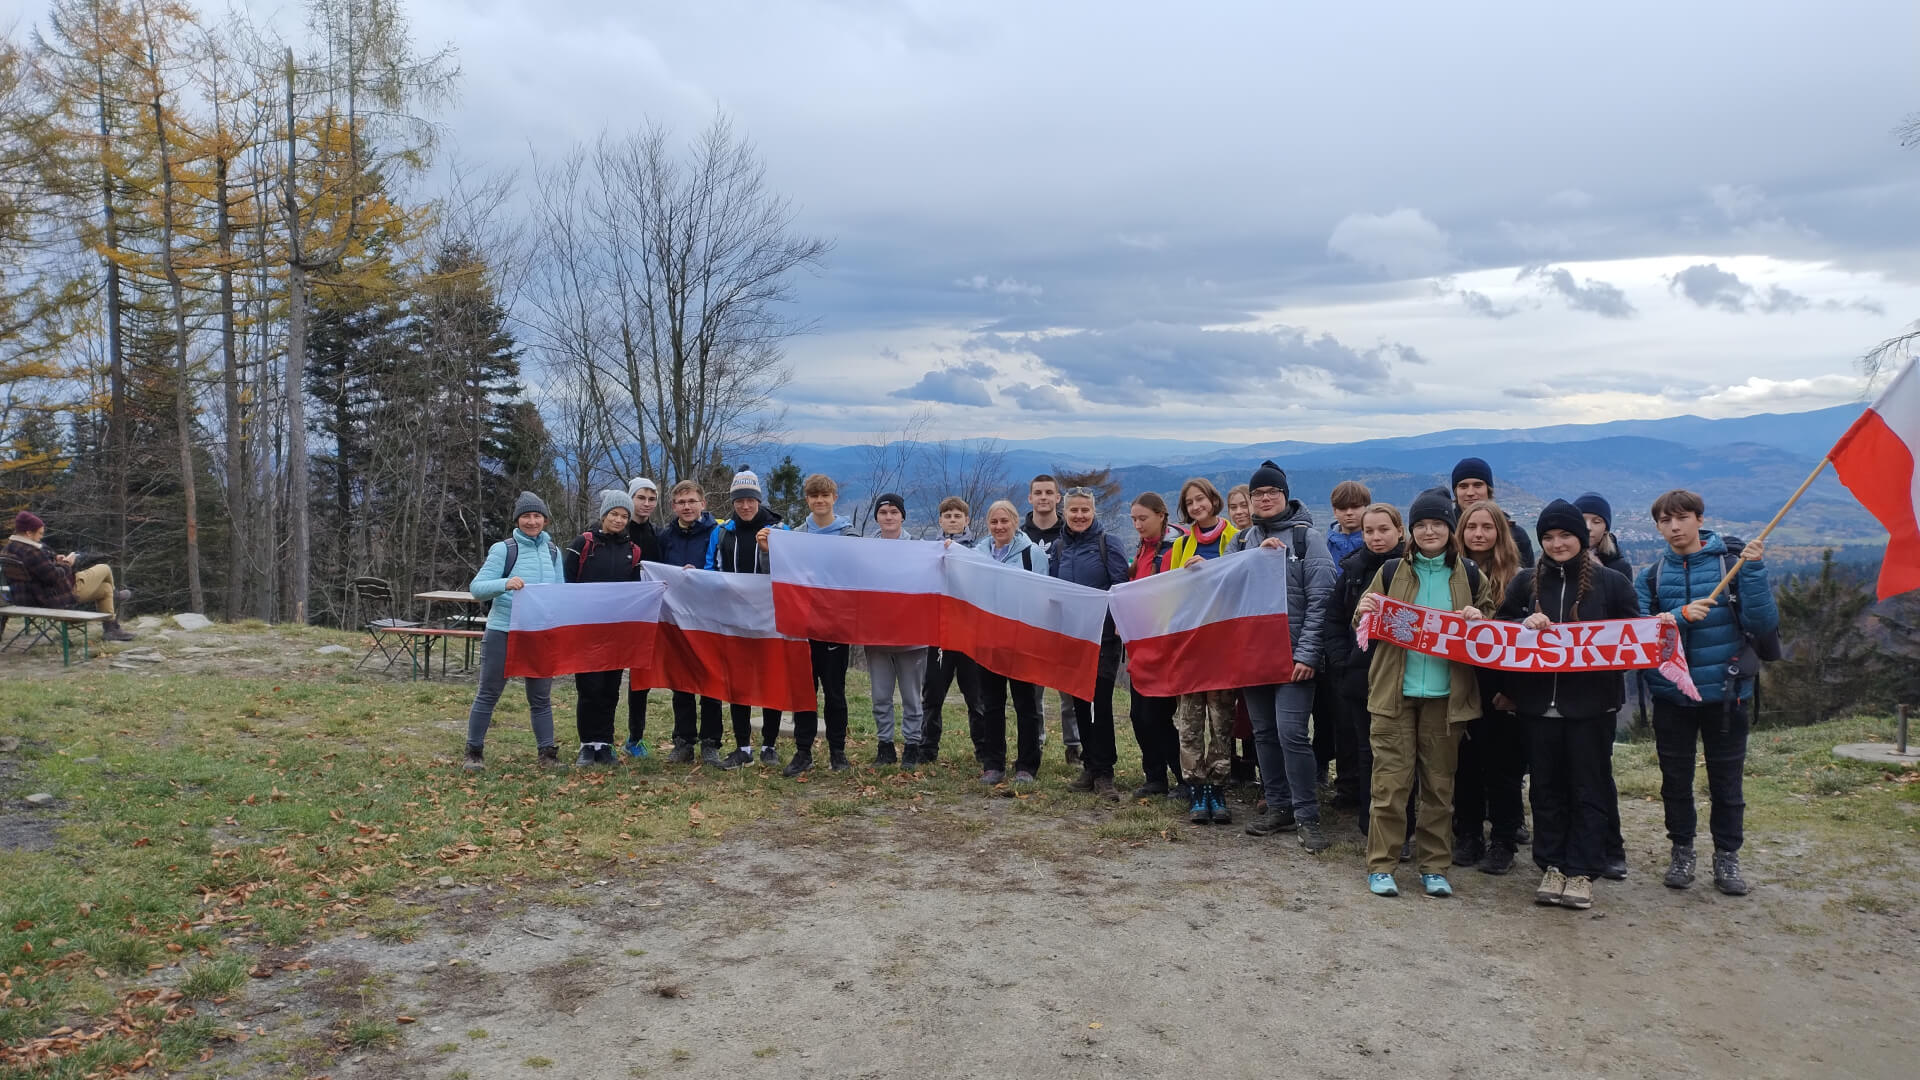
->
[[396, 1015, 416, 1024], [12, 920, 30, 931], [1089, 1022, 1102, 1030]]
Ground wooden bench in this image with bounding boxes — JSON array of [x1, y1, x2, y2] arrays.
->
[[385, 626, 485, 680], [0, 606, 112, 666]]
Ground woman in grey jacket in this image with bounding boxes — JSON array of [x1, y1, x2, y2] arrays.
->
[[966, 500, 1050, 785]]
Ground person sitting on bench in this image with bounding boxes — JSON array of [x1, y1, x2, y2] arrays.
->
[[4, 511, 136, 642]]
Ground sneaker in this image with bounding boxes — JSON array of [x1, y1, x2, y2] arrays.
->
[[1132, 779, 1169, 800], [719, 748, 753, 770], [1663, 845, 1697, 889], [1535, 867, 1567, 906], [781, 749, 813, 777], [1068, 770, 1096, 792], [462, 745, 484, 772], [1422, 873, 1454, 898], [1368, 872, 1399, 897], [1453, 832, 1485, 868], [1189, 784, 1211, 824], [1091, 775, 1120, 800], [758, 746, 781, 768], [624, 739, 650, 759], [1168, 781, 1190, 804], [666, 740, 696, 764], [1560, 875, 1594, 910], [1209, 786, 1233, 826], [1478, 841, 1517, 876], [1064, 745, 1081, 767], [1012, 770, 1036, 787], [901, 743, 922, 769], [1602, 855, 1629, 881], [1399, 838, 1414, 863], [699, 743, 723, 768], [829, 747, 852, 772], [575, 745, 597, 767], [922, 744, 940, 763], [595, 744, 617, 766], [1245, 806, 1297, 836], [981, 769, 1006, 785], [1298, 821, 1332, 853], [1712, 850, 1749, 896], [874, 741, 898, 766]]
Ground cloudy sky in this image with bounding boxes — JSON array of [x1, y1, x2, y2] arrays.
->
[[11, 0, 1919, 443]]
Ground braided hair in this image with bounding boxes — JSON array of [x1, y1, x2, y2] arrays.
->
[[1530, 543, 1595, 619]]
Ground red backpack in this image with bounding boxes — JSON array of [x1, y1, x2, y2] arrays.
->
[[576, 532, 642, 575]]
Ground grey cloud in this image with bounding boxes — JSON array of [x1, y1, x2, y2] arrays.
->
[[1327, 208, 1451, 278], [1459, 289, 1520, 319], [1000, 382, 1075, 412], [1668, 262, 1829, 315], [890, 368, 994, 407], [1503, 384, 1556, 399], [1519, 264, 1636, 318]]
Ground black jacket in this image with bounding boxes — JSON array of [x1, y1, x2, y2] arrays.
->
[[563, 528, 645, 584], [1496, 555, 1640, 718], [1507, 514, 1536, 568], [1021, 513, 1064, 562], [1327, 541, 1404, 700], [711, 506, 784, 575], [630, 520, 664, 564]]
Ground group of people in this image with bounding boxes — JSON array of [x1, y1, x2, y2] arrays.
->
[[459, 456, 1779, 912]]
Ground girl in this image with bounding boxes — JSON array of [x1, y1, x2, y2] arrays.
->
[[865, 493, 928, 766], [1223, 482, 1257, 784], [1170, 479, 1240, 823], [1048, 487, 1129, 798], [1226, 483, 1252, 532], [969, 500, 1049, 785], [563, 490, 646, 767], [1353, 488, 1495, 898], [1497, 500, 1642, 912], [1326, 503, 1405, 836], [1453, 500, 1526, 874], [1127, 492, 1188, 801], [464, 491, 566, 771]]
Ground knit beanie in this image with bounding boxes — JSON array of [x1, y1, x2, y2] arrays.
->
[[873, 492, 906, 516], [627, 477, 658, 498], [597, 489, 631, 526], [512, 491, 550, 521], [1536, 499, 1590, 549], [1451, 457, 1494, 492], [1573, 491, 1613, 532], [1248, 460, 1289, 496], [11, 510, 43, 534], [1408, 487, 1456, 530], [729, 470, 763, 501]]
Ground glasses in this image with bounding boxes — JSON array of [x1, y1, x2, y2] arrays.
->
[[1250, 487, 1284, 499], [1064, 487, 1097, 499]]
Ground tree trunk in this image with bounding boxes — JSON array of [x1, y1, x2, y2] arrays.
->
[[150, 85, 203, 613], [283, 50, 311, 624], [95, 57, 127, 567], [217, 154, 245, 621]]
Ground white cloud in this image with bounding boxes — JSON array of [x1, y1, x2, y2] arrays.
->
[[1327, 208, 1452, 278], [1696, 375, 1867, 411], [955, 274, 1043, 297]]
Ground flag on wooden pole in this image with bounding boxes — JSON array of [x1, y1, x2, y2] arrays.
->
[[1830, 355, 1920, 599]]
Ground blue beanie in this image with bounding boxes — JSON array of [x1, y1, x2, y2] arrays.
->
[[1573, 491, 1613, 532], [1450, 457, 1494, 493]]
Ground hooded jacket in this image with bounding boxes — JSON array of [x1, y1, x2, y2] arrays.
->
[[1130, 524, 1189, 580], [1228, 499, 1336, 672], [659, 512, 718, 568], [564, 527, 645, 585], [1496, 555, 1640, 718], [1352, 550, 1496, 724], [796, 513, 856, 536], [471, 529, 565, 633], [706, 505, 787, 575], [971, 528, 1048, 575], [1021, 512, 1064, 561], [1326, 540, 1404, 690], [3, 536, 77, 609], [1634, 530, 1778, 705]]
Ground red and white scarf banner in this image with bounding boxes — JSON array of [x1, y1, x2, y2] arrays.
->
[[1108, 547, 1293, 696], [504, 580, 665, 678], [1356, 594, 1701, 701], [629, 564, 817, 714], [770, 531, 1109, 700]]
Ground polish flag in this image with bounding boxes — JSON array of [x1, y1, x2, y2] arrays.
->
[[770, 532, 944, 647], [939, 548, 1108, 700], [629, 564, 816, 713], [504, 580, 665, 678], [1107, 548, 1293, 696], [1831, 354, 1920, 599]]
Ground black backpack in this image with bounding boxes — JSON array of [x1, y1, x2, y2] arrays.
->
[[1645, 536, 1783, 663]]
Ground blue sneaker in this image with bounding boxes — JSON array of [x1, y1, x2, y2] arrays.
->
[[1422, 873, 1454, 898], [624, 739, 650, 759], [1208, 785, 1232, 825], [1368, 873, 1399, 897]]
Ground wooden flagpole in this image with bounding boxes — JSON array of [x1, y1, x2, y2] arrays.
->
[[1701, 457, 1829, 605]]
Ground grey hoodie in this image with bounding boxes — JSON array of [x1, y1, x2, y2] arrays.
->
[[796, 513, 856, 536], [1228, 499, 1335, 671], [967, 528, 1048, 575]]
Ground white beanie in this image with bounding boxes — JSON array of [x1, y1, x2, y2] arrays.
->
[[729, 469, 763, 501], [627, 477, 657, 498]]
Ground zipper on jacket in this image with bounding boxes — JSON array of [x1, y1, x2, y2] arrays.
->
[[1549, 570, 1568, 711]]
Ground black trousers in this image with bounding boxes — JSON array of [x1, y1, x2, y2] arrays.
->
[[1453, 709, 1527, 846], [1336, 677, 1373, 806], [1127, 686, 1183, 787], [1311, 671, 1339, 780], [975, 671, 1043, 774], [1068, 674, 1119, 778], [1525, 713, 1617, 880], [793, 640, 850, 753], [672, 691, 723, 748], [627, 684, 648, 743], [730, 703, 781, 750], [1653, 697, 1749, 853], [575, 669, 623, 745], [922, 647, 983, 752]]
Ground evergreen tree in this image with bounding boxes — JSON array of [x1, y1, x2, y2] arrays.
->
[[1764, 550, 1888, 725]]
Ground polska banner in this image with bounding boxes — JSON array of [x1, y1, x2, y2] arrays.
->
[[1356, 594, 1701, 701]]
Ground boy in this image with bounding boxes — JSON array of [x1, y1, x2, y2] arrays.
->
[[1326, 480, 1372, 572], [658, 479, 724, 765], [866, 493, 929, 764], [1635, 489, 1776, 897], [918, 496, 983, 765], [786, 474, 855, 775], [1021, 474, 1079, 766], [1450, 457, 1535, 567], [622, 477, 666, 758], [705, 469, 789, 769], [1319, 479, 1373, 802]]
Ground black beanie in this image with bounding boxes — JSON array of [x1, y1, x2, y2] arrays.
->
[[1249, 460, 1289, 496], [873, 492, 906, 517], [1408, 487, 1456, 530], [1536, 499, 1590, 550], [1573, 491, 1613, 532], [1451, 457, 1494, 492]]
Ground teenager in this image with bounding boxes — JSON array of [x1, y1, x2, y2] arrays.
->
[[1451, 457, 1535, 567], [621, 477, 666, 758], [1126, 492, 1188, 800], [463, 491, 565, 770], [565, 491, 647, 766], [1498, 500, 1641, 911], [1226, 484, 1252, 532], [1022, 474, 1078, 766], [1224, 482, 1256, 782], [1574, 490, 1632, 880], [1452, 500, 1527, 873], [967, 499, 1049, 785], [1352, 488, 1495, 897], [1326, 502, 1405, 830], [1170, 479, 1239, 823], [1317, 480, 1374, 802], [866, 493, 929, 766], [919, 496, 984, 766], [1214, 462, 1336, 853], [786, 474, 856, 776], [1636, 489, 1777, 897], [659, 480, 724, 767], [705, 469, 788, 769], [1049, 487, 1129, 798], [1326, 481, 1372, 572]]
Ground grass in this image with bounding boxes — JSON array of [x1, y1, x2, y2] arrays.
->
[[1, 624, 1915, 1076]]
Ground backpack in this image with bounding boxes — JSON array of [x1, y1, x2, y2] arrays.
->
[[1380, 557, 1482, 597], [575, 531, 643, 575], [1645, 536, 1783, 663], [501, 536, 560, 577]]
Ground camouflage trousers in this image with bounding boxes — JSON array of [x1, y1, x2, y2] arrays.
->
[[1176, 690, 1238, 783]]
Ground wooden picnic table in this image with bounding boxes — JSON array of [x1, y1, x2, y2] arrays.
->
[[412, 590, 485, 678]]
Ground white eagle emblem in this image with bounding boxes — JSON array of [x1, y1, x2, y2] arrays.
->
[[1383, 605, 1420, 645]]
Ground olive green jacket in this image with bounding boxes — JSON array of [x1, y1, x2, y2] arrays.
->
[[1353, 555, 1497, 724]]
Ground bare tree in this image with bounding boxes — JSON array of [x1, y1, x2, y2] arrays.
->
[[921, 437, 1012, 534], [849, 408, 932, 533]]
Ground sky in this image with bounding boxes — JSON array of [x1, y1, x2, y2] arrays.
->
[[9, 0, 1920, 445]]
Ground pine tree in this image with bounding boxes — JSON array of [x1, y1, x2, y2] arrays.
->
[[766, 455, 805, 523], [1764, 550, 1887, 724]]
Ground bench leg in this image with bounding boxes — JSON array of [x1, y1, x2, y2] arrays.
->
[[58, 621, 70, 667]]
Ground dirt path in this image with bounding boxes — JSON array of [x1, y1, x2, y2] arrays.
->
[[221, 796, 1917, 1080]]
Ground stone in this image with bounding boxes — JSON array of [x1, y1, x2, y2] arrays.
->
[[314, 644, 352, 656], [133, 615, 163, 631], [119, 652, 164, 664], [171, 612, 213, 632], [1833, 742, 1920, 767], [24, 793, 54, 806], [0, 736, 20, 753], [420, 962, 438, 973], [75, 756, 100, 765], [437, 876, 457, 888]]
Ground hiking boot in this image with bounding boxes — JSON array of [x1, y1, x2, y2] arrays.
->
[[624, 739, 650, 759], [1368, 872, 1399, 897], [699, 743, 724, 768], [718, 748, 753, 770], [922, 744, 940, 763], [1245, 806, 1297, 836], [575, 745, 598, 767], [1190, 784, 1211, 824], [1013, 770, 1037, 787], [829, 747, 852, 772], [1399, 838, 1414, 863], [1479, 840, 1517, 876], [1091, 775, 1120, 801], [1132, 778, 1169, 800], [874, 741, 898, 766], [901, 743, 922, 769], [781, 749, 813, 777], [103, 622, 137, 642], [462, 745, 484, 772], [1068, 770, 1096, 792], [1712, 850, 1749, 896], [1560, 875, 1594, 910], [981, 768, 1006, 785], [1209, 786, 1233, 826], [758, 746, 781, 768], [537, 745, 563, 769], [1064, 745, 1082, 767], [1663, 845, 1697, 889], [1602, 854, 1629, 881], [1298, 821, 1332, 853], [666, 740, 696, 764], [1453, 832, 1485, 868], [596, 744, 618, 766], [1421, 873, 1454, 898], [1535, 867, 1567, 906], [1168, 781, 1190, 804]]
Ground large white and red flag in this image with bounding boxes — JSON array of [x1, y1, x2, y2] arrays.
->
[[630, 564, 816, 713], [1830, 354, 1920, 599], [1108, 547, 1293, 696], [770, 532, 1108, 699], [504, 580, 665, 678]]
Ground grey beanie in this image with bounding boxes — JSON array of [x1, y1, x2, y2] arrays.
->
[[729, 469, 763, 501], [627, 476, 657, 498], [597, 489, 631, 526], [512, 491, 550, 521]]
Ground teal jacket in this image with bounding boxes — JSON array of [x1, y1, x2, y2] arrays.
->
[[470, 529, 564, 633], [1401, 551, 1455, 699]]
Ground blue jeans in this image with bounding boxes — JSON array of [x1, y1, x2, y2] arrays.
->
[[465, 629, 555, 751], [1244, 681, 1320, 824]]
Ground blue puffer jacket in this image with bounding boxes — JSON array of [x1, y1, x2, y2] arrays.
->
[[658, 512, 717, 568], [471, 529, 565, 632], [1635, 530, 1779, 705], [1048, 520, 1127, 591]]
